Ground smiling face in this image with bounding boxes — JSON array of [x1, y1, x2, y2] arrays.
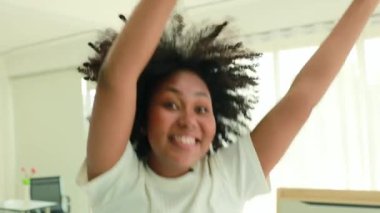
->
[[146, 70, 216, 177]]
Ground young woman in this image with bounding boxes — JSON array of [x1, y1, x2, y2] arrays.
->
[[77, 0, 380, 212]]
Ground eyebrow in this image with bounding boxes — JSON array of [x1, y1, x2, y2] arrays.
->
[[164, 87, 210, 98]]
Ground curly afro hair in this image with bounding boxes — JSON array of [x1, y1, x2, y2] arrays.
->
[[78, 14, 261, 160]]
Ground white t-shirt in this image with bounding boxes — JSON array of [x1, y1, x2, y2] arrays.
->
[[77, 134, 270, 213]]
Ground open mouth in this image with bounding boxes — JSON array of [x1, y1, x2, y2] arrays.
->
[[169, 135, 200, 148]]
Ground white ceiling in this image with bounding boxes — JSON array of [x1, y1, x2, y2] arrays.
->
[[1, 0, 376, 55]]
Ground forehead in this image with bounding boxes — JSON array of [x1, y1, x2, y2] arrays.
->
[[155, 70, 210, 96]]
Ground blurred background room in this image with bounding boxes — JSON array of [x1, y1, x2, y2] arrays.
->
[[1, 0, 379, 212]]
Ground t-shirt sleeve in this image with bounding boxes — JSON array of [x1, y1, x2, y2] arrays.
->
[[76, 143, 141, 207], [211, 133, 270, 200]]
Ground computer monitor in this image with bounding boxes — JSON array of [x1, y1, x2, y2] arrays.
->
[[30, 176, 64, 212]]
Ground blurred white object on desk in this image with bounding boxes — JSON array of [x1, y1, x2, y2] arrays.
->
[[0, 199, 57, 213]]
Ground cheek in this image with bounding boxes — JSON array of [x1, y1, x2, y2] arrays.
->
[[147, 108, 175, 135], [147, 108, 161, 128], [203, 117, 217, 140], [147, 108, 166, 147]]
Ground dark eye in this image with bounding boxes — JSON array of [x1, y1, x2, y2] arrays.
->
[[163, 102, 179, 110], [195, 106, 209, 114]]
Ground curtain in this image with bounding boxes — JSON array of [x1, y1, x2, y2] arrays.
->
[[243, 27, 380, 213]]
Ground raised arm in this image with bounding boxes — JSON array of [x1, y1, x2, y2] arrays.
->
[[251, 0, 379, 177], [86, 0, 177, 180]]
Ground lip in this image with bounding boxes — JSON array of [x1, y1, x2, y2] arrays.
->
[[169, 135, 200, 151]]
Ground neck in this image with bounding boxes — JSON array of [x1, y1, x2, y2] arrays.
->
[[147, 156, 192, 178]]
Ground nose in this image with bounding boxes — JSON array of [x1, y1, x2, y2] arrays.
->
[[177, 109, 196, 130]]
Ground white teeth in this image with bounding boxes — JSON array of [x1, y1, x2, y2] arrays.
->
[[174, 135, 196, 145]]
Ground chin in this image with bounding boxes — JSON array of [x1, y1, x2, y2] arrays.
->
[[171, 157, 197, 171]]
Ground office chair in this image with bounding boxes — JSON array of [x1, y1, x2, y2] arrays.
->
[[30, 176, 70, 213]]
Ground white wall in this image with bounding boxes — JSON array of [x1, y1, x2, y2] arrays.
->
[[11, 70, 88, 212], [0, 57, 16, 200], [1, 32, 97, 212]]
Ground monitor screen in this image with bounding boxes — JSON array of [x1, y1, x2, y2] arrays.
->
[[30, 177, 61, 203]]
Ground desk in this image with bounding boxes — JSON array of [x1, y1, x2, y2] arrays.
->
[[0, 199, 57, 213], [277, 188, 380, 213]]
